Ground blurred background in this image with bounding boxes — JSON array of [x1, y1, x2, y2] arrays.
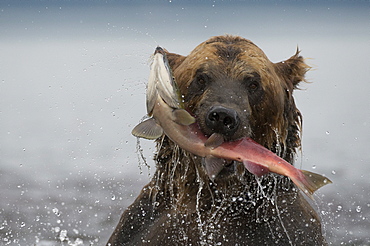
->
[[0, 1, 369, 245]]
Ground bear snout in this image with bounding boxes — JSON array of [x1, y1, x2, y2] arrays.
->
[[205, 105, 240, 137]]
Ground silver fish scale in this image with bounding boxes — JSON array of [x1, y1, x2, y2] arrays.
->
[[146, 48, 182, 116]]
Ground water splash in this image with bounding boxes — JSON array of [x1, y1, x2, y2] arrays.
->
[[55, 228, 84, 245], [194, 161, 207, 244], [254, 174, 294, 245], [168, 144, 181, 199], [272, 127, 288, 159], [135, 137, 150, 175], [271, 176, 293, 246]]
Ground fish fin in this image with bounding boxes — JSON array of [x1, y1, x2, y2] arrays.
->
[[131, 118, 163, 140], [203, 156, 225, 180], [204, 133, 224, 149], [242, 160, 270, 177], [293, 170, 332, 199], [172, 109, 196, 125]]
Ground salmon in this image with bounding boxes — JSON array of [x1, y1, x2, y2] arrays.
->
[[132, 46, 332, 199]]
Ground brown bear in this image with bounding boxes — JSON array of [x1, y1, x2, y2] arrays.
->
[[107, 35, 327, 245]]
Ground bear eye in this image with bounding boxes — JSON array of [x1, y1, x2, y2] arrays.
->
[[197, 74, 209, 86], [248, 81, 259, 91], [244, 73, 261, 92]]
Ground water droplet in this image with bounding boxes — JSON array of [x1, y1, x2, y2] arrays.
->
[[331, 170, 336, 175], [52, 208, 60, 216], [337, 205, 342, 211], [74, 238, 84, 245], [111, 195, 116, 201], [312, 165, 316, 169], [356, 206, 362, 213], [59, 229, 68, 242], [325, 131, 330, 135], [20, 222, 25, 228]]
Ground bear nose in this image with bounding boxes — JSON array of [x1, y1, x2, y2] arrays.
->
[[205, 106, 240, 137]]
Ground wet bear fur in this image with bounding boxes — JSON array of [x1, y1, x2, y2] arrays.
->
[[107, 35, 327, 246]]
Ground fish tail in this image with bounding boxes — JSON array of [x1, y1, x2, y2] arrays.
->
[[293, 170, 332, 199]]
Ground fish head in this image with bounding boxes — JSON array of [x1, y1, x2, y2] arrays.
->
[[146, 46, 182, 116]]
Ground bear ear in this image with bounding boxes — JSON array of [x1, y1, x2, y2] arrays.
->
[[275, 49, 311, 89], [165, 51, 186, 71]]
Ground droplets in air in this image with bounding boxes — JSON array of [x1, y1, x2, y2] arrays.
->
[[59, 229, 68, 242], [57, 229, 84, 246], [52, 207, 61, 217]]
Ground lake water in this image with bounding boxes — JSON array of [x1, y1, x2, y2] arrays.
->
[[1, 1, 369, 245]]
